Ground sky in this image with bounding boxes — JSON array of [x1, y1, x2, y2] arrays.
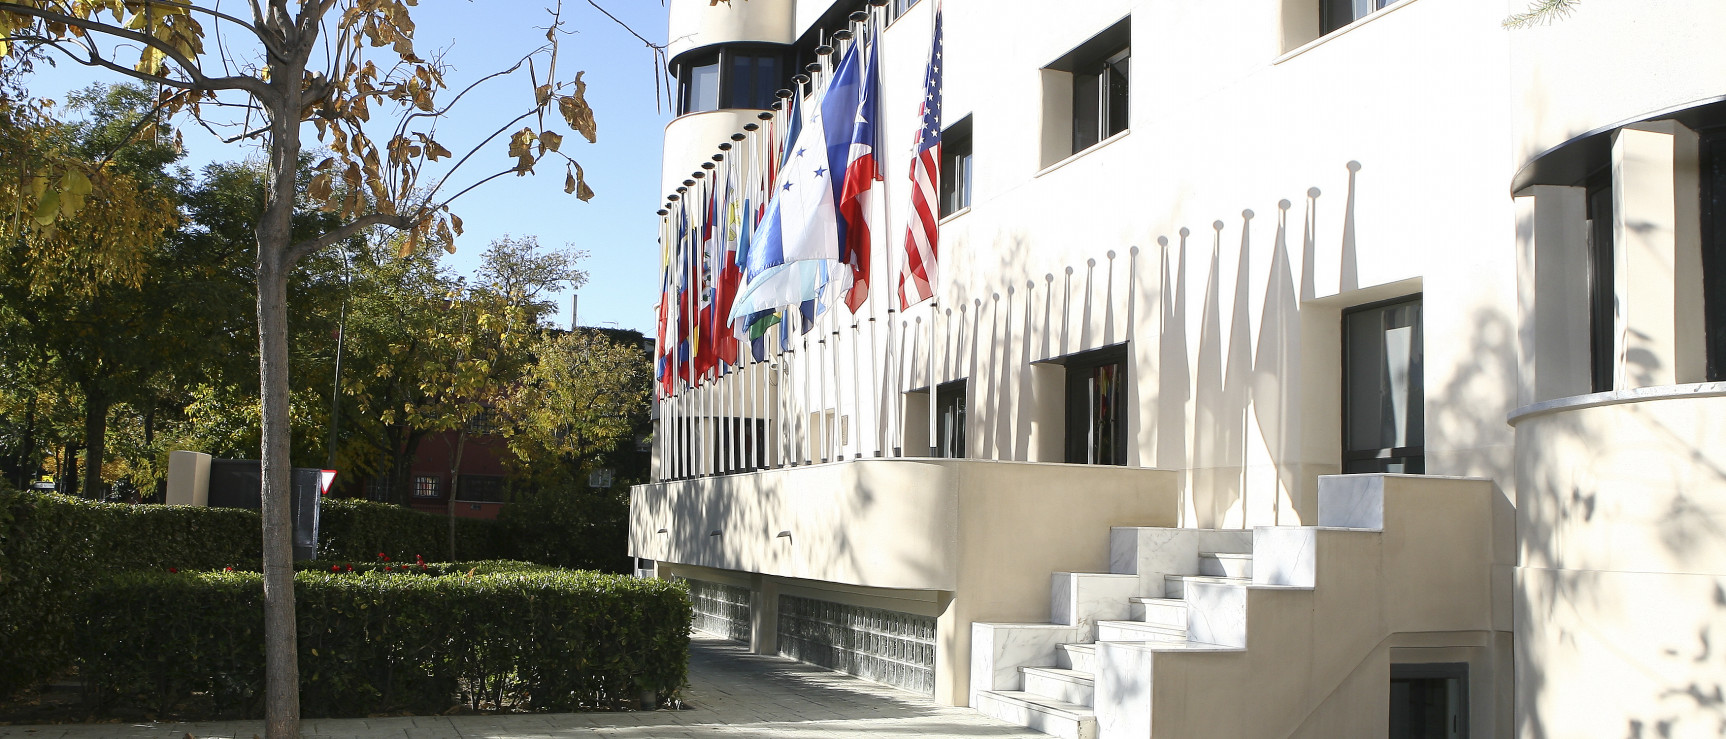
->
[[21, 1, 671, 335]]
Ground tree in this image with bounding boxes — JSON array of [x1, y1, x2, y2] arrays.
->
[[1504, 0, 1580, 27], [496, 328, 648, 570], [0, 82, 183, 499], [0, 4, 598, 734]]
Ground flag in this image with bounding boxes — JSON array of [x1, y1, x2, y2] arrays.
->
[[730, 93, 842, 321], [900, 6, 943, 309], [839, 31, 882, 313]]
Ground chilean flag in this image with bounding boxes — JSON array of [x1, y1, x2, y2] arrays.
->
[[821, 33, 880, 314]]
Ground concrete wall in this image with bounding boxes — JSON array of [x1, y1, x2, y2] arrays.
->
[[1511, 387, 1726, 739], [631, 457, 1178, 705]]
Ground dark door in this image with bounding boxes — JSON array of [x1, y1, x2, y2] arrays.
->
[[1342, 296, 1424, 474]]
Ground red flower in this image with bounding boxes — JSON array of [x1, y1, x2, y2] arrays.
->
[[225, 567, 234, 572], [331, 565, 341, 572], [377, 552, 386, 558], [167, 567, 178, 573], [345, 564, 353, 572]]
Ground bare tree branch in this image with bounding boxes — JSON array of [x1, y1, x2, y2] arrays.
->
[[287, 211, 413, 264], [0, 3, 272, 97]]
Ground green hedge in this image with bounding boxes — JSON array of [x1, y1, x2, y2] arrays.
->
[[77, 567, 692, 717], [0, 491, 260, 696], [316, 499, 505, 562]]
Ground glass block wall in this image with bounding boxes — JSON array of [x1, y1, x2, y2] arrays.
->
[[685, 578, 752, 644], [776, 594, 937, 695]]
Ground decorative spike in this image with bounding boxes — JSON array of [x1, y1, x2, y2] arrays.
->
[[775, 88, 794, 99], [701, 162, 716, 169], [693, 171, 706, 178], [718, 142, 732, 151], [657, 209, 669, 216], [730, 133, 746, 141], [668, 193, 681, 201], [744, 122, 761, 130], [804, 63, 821, 73], [791, 74, 810, 85], [849, 10, 869, 21], [815, 44, 834, 55], [833, 29, 854, 41]]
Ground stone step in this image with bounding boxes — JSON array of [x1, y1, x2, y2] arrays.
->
[[1096, 619, 1188, 643], [1056, 643, 1095, 672], [974, 690, 1097, 739], [1164, 574, 1248, 599], [1128, 597, 1188, 628], [1021, 666, 1095, 706], [1198, 552, 1254, 578]]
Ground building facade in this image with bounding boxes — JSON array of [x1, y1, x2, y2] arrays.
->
[[630, 0, 1726, 736]]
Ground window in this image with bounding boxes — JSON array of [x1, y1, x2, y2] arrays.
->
[[1342, 296, 1424, 474], [412, 474, 440, 499], [935, 380, 966, 458], [940, 116, 973, 217], [1062, 345, 1129, 465], [1321, 0, 1405, 36], [1045, 17, 1130, 160], [1390, 663, 1467, 738], [1699, 128, 1726, 381], [886, 0, 921, 24], [676, 45, 791, 115], [1585, 170, 1616, 392], [456, 474, 506, 503]]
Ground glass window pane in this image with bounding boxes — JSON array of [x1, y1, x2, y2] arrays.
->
[[1105, 52, 1130, 138], [685, 59, 719, 113], [1343, 298, 1423, 463], [1073, 70, 1101, 153]]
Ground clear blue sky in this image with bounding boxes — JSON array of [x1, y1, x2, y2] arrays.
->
[[25, 1, 669, 334]]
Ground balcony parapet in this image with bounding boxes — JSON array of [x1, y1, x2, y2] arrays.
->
[[629, 458, 1178, 593]]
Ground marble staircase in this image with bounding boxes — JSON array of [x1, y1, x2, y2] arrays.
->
[[969, 474, 1503, 738]]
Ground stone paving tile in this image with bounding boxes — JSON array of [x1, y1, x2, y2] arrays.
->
[[1, 634, 1045, 738]]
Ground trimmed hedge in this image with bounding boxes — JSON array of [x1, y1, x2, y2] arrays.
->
[[316, 499, 505, 562], [0, 491, 260, 696], [77, 566, 692, 717]]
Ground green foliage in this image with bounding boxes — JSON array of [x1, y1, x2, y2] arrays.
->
[[77, 568, 692, 717], [498, 480, 632, 574], [316, 498, 505, 562], [0, 491, 259, 696]]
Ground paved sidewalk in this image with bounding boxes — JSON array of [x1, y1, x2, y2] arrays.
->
[[1, 634, 1044, 738]]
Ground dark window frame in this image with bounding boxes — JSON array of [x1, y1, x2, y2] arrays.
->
[[940, 116, 973, 217], [935, 379, 966, 459], [1320, 0, 1402, 36], [412, 474, 441, 499], [1041, 343, 1130, 466], [1389, 662, 1469, 739], [1699, 127, 1726, 381], [1585, 167, 1617, 392], [675, 44, 793, 116], [1046, 17, 1131, 158], [1340, 294, 1424, 475]]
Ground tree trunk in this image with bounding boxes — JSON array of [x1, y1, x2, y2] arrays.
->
[[16, 394, 35, 488], [258, 70, 308, 739], [81, 390, 109, 501], [63, 440, 79, 498], [446, 430, 467, 561]]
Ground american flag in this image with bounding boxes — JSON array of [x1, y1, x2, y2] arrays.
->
[[899, 5, 942, 309]]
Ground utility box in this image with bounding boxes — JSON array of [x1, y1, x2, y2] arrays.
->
[[164, 451, 212, 506], [200, 459, 325, 561]]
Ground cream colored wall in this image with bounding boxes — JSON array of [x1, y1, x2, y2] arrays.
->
[[1509, 0, 1726, 170], [631, 458, 1178, 705], [1512, 388, 1726, 738], [1136, 474, 1514, 736], [666, 0, 796, 65]]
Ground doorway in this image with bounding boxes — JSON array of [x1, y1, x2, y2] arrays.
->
[[1342, 295, 1424, 473]]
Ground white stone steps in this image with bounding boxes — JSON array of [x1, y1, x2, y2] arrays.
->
[[1096, 619, 1188, 643], [1198, 551, 1254, 578], [1056, 643, 1095, 672], [1128, 596, 1187, 628], [1021, 666, 1095, 706], [1163, 574, 1248, 599], [974, 690, 1097, 739]]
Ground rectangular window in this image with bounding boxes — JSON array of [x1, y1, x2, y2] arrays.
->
[[1342, 296, 1424, 474], [1072, 47, 1129, 153], [940, 116, 973, 217], [1321, 0, 1403, 35], [727, 51, 783, 110], [1586, 171, 1616, 392], [680, 54, 720, 115], [1389, 663, 1468, 739], [1699, 128, 1726, 381], [412, 474, 440, 499], [1045, 17, 1130, 161], [455, 474, 505, 502], [935, 380, 966, 458], [887, 0, 921, 24], [1062, 344, 1129, 465]]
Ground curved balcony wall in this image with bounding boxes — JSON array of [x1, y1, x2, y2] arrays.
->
[[667, 0, 796, 66], [1509, 385, 1726, 737], [1510, 0, 1726, 175], [661, 109, 768, 197]]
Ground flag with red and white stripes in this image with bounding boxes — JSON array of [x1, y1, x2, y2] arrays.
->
[[899, 5, 942, 309]]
